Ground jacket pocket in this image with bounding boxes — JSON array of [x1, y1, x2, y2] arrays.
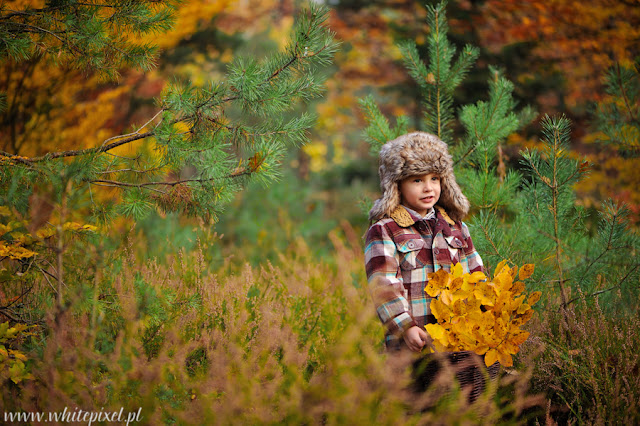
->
[[397, 238, 426, 270], [444, 234, 468, 263]]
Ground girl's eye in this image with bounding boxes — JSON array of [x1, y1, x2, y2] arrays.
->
[[414, 178, 422, 183]]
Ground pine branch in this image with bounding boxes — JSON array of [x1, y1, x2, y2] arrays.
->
[[89, 169, 253, 188], [2, 3, 338, 224], [615, 63, 638, 122], [10, 35, 324, 164], [566, 263, 640, 306]]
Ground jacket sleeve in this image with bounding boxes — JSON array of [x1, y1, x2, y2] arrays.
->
[[364, 222, 417, 336], [459, 222, 484, 274]]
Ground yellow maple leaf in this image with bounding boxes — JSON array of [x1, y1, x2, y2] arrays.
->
[[499, 340, 520, 355], [474, 344, 489, 356], [494, 270, 513, 292], [473, 283, 496, 306], [508, 294, 525, 312], [423, 260, 538, 364], [467, 271, 487, 283], [451, 299, 465, 316], [518, 310, 534, 323], [440, 289, 454, 306], [510, 330, 530, 346], [449, 276, 463, 292], [517, 303, 532, 315], [509, 265, 518, 279], [429, 298, 451, 322], [496, 349, 514, 367], [425, 323, 447, 346], [511, 281, 525, 295]]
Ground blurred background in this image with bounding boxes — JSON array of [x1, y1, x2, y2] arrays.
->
[[5, 0, 637, 267]]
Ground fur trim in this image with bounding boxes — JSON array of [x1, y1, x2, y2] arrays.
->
[[369, 132, 469, 223], [435, 206, 456, 226], [388, 205, 456, 228], [389, 205, 414, 227]]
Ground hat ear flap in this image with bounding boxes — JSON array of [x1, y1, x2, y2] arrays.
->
[[369, 179, 402, 222], [438, 174, 470, 222], [384, 181, 401, 217]]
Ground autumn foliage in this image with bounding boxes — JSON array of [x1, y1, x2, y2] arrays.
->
[[425, 262, 540, 367]]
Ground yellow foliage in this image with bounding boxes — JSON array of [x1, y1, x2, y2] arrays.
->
[[302, 142, 328, 173], [0, 206, 99, 261], [518, 264, 535, 279], [138, 0, 232, 49], [424, 261, 540, 367], [0, 242, 37, 260], [0, 322, 35, 384], [62, 222, 99, 233]]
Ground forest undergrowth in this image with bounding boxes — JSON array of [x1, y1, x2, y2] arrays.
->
[[2, 218, 637, 425]]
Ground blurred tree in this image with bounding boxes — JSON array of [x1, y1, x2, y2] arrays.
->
[[1, 2, 338, 220], [577, 62, 640, 222], [471, 0, 640, 225], [302, 0, 425, 176], [476, 0, 640, 111]]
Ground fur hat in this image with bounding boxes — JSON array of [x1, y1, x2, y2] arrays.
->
[[368, 132, 470, 223]]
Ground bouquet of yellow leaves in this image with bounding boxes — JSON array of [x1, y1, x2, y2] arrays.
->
[[424, 261, 541, 367]]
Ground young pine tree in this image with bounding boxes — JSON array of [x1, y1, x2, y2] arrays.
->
[[359, 0, 533, 245]]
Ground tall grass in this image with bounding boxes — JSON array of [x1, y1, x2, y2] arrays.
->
[[0, 223, 563, 424]]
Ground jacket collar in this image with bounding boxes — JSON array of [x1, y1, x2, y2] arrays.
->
[[390, 205, 456, 228]]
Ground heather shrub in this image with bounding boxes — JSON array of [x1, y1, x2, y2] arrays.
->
[[1, 221, 542, 424], [522, 294, 640, 424]]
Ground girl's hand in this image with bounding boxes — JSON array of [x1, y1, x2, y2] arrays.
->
[[403, 326, 432, 352]]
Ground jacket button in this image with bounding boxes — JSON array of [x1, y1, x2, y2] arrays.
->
[[408, 241, 415, 249], [434, 248, 439, 254]]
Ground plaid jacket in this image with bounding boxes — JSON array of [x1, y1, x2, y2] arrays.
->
[[364, 205, 483, 349]]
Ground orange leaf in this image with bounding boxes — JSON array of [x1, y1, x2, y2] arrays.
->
[[528, 291, 542, 306], [518, 264, 535, 280]]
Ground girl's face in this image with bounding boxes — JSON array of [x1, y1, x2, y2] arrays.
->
[[399, 173, 441, 217]]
